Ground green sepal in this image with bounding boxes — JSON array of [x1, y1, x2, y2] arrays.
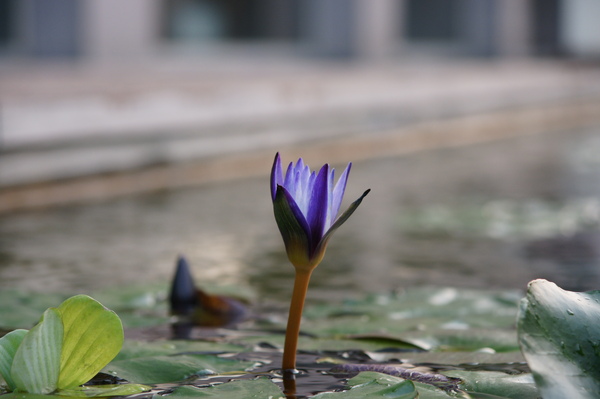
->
[[314, 189, 370, 260], [273, 186, 312, 268]]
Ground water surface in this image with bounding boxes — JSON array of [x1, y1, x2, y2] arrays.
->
[[2, 125, 600, 303]]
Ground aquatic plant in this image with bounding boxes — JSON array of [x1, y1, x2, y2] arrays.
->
[[270, 153, 369, 373], [0, 295, 148, 396]]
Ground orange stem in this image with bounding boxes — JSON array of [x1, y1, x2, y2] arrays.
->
[[282, 269, 313, 372]]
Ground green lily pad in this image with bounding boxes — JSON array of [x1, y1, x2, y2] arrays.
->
[[160, 378, 284, 398], [0, 393, 66, 399], [447, 370, 538, 399], [0, 291, 68, 330], [114, 340, 245, 362], [517, 279, 600, 399], [312, 371, 420, 399], [302, 288, 520, 352], [0, 329, 28, 390], [235, 333, 421, 353], [11, 309, 63, 394], [313, 369, 538, 399], [380, 350, 525, 366], [58, 384, 151, 397], [105, 354, 256, 384], [56, 295, 124, 390]]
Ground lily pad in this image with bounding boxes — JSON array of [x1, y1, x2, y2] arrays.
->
[[114, 340, 245, 361], [448, 370, 538, 399], [0, 291, 68, 330], [105, 354, 256, 384], [58, 384, 151, 397], [159, 378, 284, 399], [312, 371, 429, 399], [313, 370, 538, 399], [517, 279, 600, 398]]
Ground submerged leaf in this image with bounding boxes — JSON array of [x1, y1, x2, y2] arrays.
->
[[0, 329, 28, 390], [517, 279, 600, 399], [56, 295, 124, 390], [11, 309, 63, 394]]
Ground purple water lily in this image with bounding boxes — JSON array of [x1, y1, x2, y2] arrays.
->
[[270, 152, 370, 378], [271, 153, 370, 271]]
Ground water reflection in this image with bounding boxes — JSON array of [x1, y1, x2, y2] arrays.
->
[[3, 125, 600, 300]]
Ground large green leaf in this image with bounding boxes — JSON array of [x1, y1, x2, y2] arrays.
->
[[162, 378, 284, 399], [0, 329, 28, 390], [11, 309, 63, 394], [56, 295, 124, 390], [105, 354, 255, 384], [517, 279, 600, 399]]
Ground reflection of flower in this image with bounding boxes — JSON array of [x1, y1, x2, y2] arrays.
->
[[271, 153, 370, 272], [270, 153, 369, 375]]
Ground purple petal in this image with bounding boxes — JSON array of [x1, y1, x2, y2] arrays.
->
[[283, 162, 295, 194], [270, 153, 283, 201], [332, 163, 351, 219], [306, 164, 330, 252]]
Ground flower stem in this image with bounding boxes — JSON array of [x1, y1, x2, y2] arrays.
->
[[282, 269, 313, 372]]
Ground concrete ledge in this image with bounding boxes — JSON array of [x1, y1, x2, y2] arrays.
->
[[2, 96, 600, 214]]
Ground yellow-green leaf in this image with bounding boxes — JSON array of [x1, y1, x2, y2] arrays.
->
[[56, 295, 123, 389]]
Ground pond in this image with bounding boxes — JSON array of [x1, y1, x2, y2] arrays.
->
[[2, 124, 600, 304], [2, 125, 600, 398]]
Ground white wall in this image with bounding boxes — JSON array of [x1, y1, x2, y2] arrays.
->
[[561, 0, 600, 57]]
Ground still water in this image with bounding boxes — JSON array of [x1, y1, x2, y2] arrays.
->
[[2, 125, 600, 303]]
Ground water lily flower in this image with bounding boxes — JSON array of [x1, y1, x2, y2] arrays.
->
[[270, 153, 369, 376], [271, 153, 370, 272]]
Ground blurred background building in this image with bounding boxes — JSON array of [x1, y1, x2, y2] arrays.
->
[[1, 0, 600, 212], [4, 0, 600, 61]]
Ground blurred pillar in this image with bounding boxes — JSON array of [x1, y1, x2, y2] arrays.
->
[[301, 0, 402, 60], [18, 0, 81, 58], [462, 0, 532, 57], [532, 0, 561, 56], [355, 0, 401, 60], [301, 0, 355, 58], [461, 0, 495, 57], [260, 0, 300, 39], [561, 0, 600, 57], [82, 0, 161, 60], [495, 0, 532, 57]]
